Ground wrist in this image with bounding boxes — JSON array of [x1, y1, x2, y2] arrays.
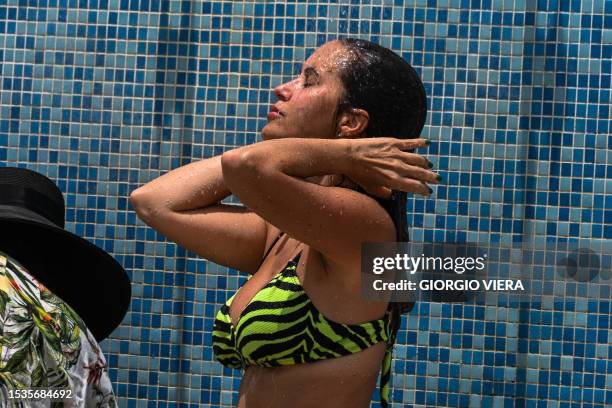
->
[[335, 138, 354, 177]]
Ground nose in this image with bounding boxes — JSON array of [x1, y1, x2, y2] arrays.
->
[[273, 79, 296, 101]]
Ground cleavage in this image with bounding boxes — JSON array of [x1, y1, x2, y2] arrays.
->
[[228, 234, 302, 328]]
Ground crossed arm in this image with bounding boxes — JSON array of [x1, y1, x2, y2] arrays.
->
[[130, 137, 438, 274]]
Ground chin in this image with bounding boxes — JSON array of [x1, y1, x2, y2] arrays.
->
[[261, 125, 285, 141], [261, 130, 273, 141]]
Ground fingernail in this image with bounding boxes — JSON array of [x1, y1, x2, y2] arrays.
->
[[424, 139, 431, 146], [427, 161, 434, 169], [436, 175, 442, 182]]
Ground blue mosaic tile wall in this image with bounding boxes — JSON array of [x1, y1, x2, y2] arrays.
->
[[0, 0, 610, 407]]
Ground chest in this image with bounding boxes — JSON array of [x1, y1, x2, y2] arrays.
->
[[228, 242, 382, 329], [227, 244, 323, 327]]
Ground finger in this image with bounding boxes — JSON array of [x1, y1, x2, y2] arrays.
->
[[363, 185, 393, 199], [373, 152, 430, 169], [375, 152, 431, 171], [388, 178, 432, 196], [398, 152, 432, 169], [397, 138, 430, 151], [420, 182, 434, 197], [396, 164, 441, 184]]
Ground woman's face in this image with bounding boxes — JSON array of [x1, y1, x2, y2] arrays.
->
[[262, 41, 351, 141]]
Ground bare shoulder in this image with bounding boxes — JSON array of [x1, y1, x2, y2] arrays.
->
[[267, 190, 395, 323]]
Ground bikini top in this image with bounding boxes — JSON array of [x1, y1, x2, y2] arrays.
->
[[212, 233, 398, 407]]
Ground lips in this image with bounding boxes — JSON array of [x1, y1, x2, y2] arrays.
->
[[267, 105, 284, 120]]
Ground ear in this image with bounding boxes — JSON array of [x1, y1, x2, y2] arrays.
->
[[336, 108, 369, 138]]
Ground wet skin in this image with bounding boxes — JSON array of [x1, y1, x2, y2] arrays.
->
[[130, 40, 431, 407], [232, 41, 391, 408], [262, 41, 352, 141], [234, 227, 389, 408]]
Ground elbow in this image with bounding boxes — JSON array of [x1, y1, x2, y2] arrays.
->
[[130, 187, 156, 222], [129, 187, 146, 212]]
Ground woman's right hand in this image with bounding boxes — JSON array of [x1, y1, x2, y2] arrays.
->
[[344, 137, 440, 198]]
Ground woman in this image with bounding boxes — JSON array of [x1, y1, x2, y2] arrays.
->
[[131, 38, 439, 407]]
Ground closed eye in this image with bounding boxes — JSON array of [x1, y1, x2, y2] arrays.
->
[[301, 67, 320, 88]]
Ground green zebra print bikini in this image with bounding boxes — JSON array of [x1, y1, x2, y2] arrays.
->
[[212, 233, 398, 407]]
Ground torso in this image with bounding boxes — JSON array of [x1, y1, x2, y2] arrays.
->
[[228, 224, 390, 408]]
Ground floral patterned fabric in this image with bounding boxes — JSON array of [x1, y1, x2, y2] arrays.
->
[[0, 251, 117, 407]]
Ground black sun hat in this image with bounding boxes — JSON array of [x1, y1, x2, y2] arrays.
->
[[0, 166, 131, 341]]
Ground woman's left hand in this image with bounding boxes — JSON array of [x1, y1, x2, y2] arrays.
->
[[343, 137, 440, 198]]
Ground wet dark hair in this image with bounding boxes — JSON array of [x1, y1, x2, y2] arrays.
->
[[334, 38, 428, 333], [335, 38, 427, 140]]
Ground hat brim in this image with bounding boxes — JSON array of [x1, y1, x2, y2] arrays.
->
[[0, 208, 131, 342]]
